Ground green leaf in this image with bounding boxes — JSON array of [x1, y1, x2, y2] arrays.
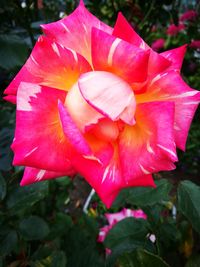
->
[[113, 179, 172, 207], [19, 216, 50, 240], [178, 180, 200, 234], [67, 243, 104, 267], [49, 213, 73, 239], [105, 218, 149, 249], [0, 173, 6, 201], [0, 230, 18, 256], [118, 249, 170, 267], [105, 218, 150, 266], [51, 251, 67, 267], [6, 181, 48, 212], [0, 34, 29, 70]]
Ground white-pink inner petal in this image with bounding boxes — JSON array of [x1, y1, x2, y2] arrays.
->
[[78, 71, 136, 125]]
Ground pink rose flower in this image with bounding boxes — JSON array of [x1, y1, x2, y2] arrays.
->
[[180, 10, 198, 22], [4, 1, 200, 208], [98, 208, 147, 243], [166, 23, 185, 36], [190, 40, 200, 50], [151, 38, 165, 52]]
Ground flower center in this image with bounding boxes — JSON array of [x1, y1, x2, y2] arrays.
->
[[65, 71, 136, 141]]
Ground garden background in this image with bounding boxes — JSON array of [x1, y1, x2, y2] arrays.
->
[[0, 0, 200, 266]]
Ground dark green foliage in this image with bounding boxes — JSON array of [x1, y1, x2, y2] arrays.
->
[[178, 181, 200, 234], [118, 249, 170, 267], [113, 179, 172, 207]]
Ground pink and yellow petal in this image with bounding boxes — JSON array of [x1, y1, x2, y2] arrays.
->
[[21, 167, 75, 186], [41, 1, 112, 63], [4, 36, 91, 102], [136, 71, 200, 150], [58, 100, 94, 156], [58, 99, 115, 173], [92, 28, 150, 85], [119, 101, 177, 183], [12, 82, 73, 172], [25, 36, 92, 91]]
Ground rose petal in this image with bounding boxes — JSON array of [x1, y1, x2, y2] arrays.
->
[[58, 100, 93, 156], [161, 45, 187, 71], [92, 28, 150, 84], [4, 66, 42, 102], [20, 166, 75, 186], [79, 71, 136, 125], [148, 50, 171, 76], [12, 82, 73, 172], [25, 36, 92, 91], [119, 101, 177, 183], [65, 82, 104, 132], [136, 71, 200, 150], [4, 36, 91, 101], [59, 100, 114, 167], [89, 118, 119, 142], [67, 145, 122, 208], [113, 12, 149, 50], [41, 1, 112, 63], [3, 95, 17, 104]]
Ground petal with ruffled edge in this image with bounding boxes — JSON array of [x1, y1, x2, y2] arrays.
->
[[4, 67, 42, 104], [79, 71, 136, 125], [136, 71, 200, 150], [119, 101, 177, 183], [4, 36, 92, 103], [92, 28, 150, 85], [21, 167, 75, 186], [113, 12, 149, 50], [12, 82, 73, 172], [161, 45, 187, 71], [41, 1, 112, 64]]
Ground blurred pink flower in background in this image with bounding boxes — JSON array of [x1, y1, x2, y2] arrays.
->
[[166, 23, 185, 36], [151, 38, 165, 52], [180, 10, 198, 22], [37, 0, 43, 9], [151, 25, 157, 32], [190, 40, 200, 50]]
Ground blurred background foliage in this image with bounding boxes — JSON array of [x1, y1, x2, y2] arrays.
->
[[0, 0, 200, 266]]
